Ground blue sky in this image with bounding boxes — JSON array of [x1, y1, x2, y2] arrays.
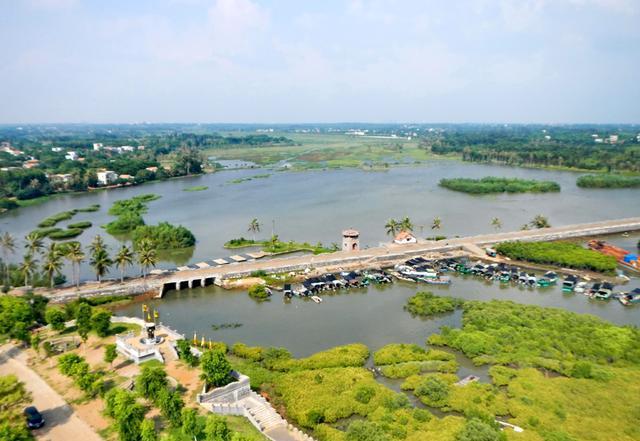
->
[[1, 0, 638, 123]]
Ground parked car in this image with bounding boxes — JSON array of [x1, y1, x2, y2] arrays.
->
[[24, 406, 45, 429]]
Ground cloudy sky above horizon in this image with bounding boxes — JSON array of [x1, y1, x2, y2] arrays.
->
[[1, 0, 639, 124]]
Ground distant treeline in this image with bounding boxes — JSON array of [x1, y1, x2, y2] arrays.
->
[[439, 177, 560, 194], [428, 126, 640, 172], [577, 174, 640, 189]]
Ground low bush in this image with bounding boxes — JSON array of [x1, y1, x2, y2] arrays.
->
[[269, 344, 370, 372], [232, 343, 264, 362], [48, 228, 83, 240], [577, 174, 640, 188], [247, 284, 270, 302], [440, 177, 560, 194], [405, 292, 464, 317], [67, 221, 92, 229], [495, 241, 617, 273]]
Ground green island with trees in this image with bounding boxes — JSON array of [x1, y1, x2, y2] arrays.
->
[[576, 173, 640, 188], [404, 291, 464, 317], [495, 241, 617, 273], [225, 236, 337, 255], [439, 177, 561, 194], [104, 194, 195, 250]]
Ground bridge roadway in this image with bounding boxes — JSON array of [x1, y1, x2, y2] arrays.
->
[[46, 217, 640, 302]]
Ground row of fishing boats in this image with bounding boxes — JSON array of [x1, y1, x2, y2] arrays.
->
[[436, 257, 640, 305], [283, 270, 393, 298]]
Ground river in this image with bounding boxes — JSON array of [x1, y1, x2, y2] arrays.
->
[[1, 161, 639, 281], [2, 161, 639, 357]]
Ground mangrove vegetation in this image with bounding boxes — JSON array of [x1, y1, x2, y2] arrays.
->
[[495, 241, 617, 273], [439, 177, 560, 194]]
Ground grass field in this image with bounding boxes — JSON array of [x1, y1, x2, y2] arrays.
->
[[203, 132, 448, 169]]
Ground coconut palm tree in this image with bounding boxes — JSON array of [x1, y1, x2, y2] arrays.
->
[[0, 232, 15, 287], [90, 247, 112, 283], [24, 232, 44, 257], [115, 244, 135, 283], [19, 254, 38, 287], [431, 217, 442, 231], [247, 218, 261, 242], [89, 235, 106, 254], [65, 242, 85, 289], [491, 217, 502, 232], [137, 239, 157, 279], [399, 217, 414, 232], [385, 219, 399, 237], [43, 243, 63, 288]]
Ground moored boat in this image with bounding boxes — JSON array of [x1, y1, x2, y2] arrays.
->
[[619, 288, 640, 306]]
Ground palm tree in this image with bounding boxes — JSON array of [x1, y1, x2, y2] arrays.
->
[[89, 235, 106, 254], [115, 244, 135, 283], [137, 239, 157, 279], [19, 254, 38, 287], [90, 248, 112, 282], [530, 214, 550, 229], [65, 242, 85, 289], [431, 217, 442, 231], [385, 219, 399, 237], [0, 232, 16, 287], [491, 217, 502, 232], [399, 217, 414, 232], [247, 218, 261, 242], [43, 243, 63, 288], [24, 232, 44, 257]]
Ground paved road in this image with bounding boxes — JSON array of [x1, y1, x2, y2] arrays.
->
[[0, 345, 102, 441]]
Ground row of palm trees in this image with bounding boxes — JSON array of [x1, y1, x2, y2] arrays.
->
[[382, 215, 549, 238], [0, 231, 159, 289], [384, 216, 442, 237]]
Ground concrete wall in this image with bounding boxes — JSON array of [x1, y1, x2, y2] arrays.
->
[[197, 371, 251, 404]]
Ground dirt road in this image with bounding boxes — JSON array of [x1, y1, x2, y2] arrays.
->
[[0, 345, 102, 441]]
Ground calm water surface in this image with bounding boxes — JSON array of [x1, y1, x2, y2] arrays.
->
[[2, 161, 639, 357], [1, 161, 639, 280]]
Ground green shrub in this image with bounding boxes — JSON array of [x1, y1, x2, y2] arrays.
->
[[268, 344, 369, 371], [440, 177, 560, 194], [67, 221, 92, 229], [48, 228, 83, 240], [247, 284, 270, 302], [577, 174, 640, 188], [405, 292, 464, 317], [495, 241, 617, 273], [232, 343, 264, 362], [132, 222, 195, 249]]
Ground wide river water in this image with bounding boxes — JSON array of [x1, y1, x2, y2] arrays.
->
[[2, 160, 639, 357]]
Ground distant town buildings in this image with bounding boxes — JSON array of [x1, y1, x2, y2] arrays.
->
[[50, 173, 72, 185], [93, 143, 103, 151], [0, 142, 24, 156], [51, 147, 63, 152], [65, 151, 79, 161], [97, 170, 118, 185], [22, 159, 40, 169], [609, 134, 619, 144]]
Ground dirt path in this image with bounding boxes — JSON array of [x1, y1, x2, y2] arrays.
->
[[0, 344, 103, 441]]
